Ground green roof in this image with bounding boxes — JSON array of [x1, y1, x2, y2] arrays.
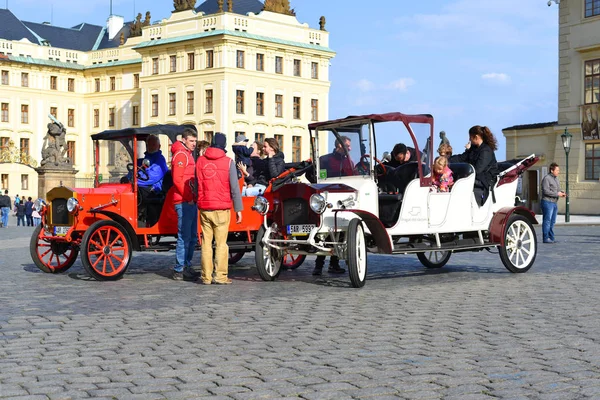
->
[[134, 29, 335, 54], [1, 55, 141, 70], [85, 59, 142, 69]]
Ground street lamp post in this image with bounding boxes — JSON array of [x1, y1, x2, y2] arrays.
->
[[561, 128, 572, 223]]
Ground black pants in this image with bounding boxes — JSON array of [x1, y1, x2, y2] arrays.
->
[[315, 255, 339, 268]]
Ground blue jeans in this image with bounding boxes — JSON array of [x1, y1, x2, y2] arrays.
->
[[175, 202, 198, 272], [17, 215, 25, 226], [0, 207, 9, 227], [541, 200, 558, 242]]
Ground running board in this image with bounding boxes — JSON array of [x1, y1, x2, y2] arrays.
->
[[391, 241, 499, 255]]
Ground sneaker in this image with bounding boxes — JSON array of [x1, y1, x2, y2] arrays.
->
[[543, 240, 555, 244], [312, 267, 323, 276], [328, 265, 345, 274], [172, 270, 184, 281], [214, 278, 233, 285], [183, 268, 199, 281]]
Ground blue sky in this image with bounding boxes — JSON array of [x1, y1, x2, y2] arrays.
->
[[5, 0, 559, 160]]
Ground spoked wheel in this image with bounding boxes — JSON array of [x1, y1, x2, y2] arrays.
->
[[500, 214, 537, 273], [417, 251, 451, 269], [81, 220, 132, 281], [29, 224, 79, 273], [282, 253, 306, 270], [347, 219, 367, 288], [255, 226, 283, 281], [228, 251, 245, 265]]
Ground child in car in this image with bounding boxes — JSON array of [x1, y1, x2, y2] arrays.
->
[[431, 156, 454, 193]]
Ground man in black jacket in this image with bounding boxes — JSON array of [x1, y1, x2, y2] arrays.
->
[[386, 143, 421, 168], [0, 190, 11, 227]]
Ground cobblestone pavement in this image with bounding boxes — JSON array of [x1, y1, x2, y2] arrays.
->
[[1, 224, 600, 399]]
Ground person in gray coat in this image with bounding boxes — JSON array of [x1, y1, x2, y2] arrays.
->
[[540, 162, 567, 243]]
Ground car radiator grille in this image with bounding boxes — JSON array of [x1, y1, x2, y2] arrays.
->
[[283, 198, 309, 226], [51, 198, 69, 225]]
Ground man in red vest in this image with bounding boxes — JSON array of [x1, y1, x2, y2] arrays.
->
[[170, 128, 200, 281], [196, 133, 243, 285]]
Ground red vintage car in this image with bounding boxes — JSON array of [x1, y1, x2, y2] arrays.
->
[[30, 125, 308, 280]]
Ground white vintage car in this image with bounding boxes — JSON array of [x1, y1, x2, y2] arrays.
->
[[253, 112, 539, 288]]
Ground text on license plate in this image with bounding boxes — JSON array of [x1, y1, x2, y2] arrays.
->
[[54, 226, 70, 236], [287, 224, 315, 236]]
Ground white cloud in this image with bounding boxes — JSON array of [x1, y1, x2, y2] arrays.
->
[[355, 79, 375, 92], [388, 78, 416, 91], [481, 73, 511, 84]]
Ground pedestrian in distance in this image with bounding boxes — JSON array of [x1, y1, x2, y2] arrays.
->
[[196, 132, 243, 285], [0, 189, 11, 227], [25, 197, 34, 226], [16, 200, 26, 226], [170, 127, 201, 281], [540, 162, 567, 244]]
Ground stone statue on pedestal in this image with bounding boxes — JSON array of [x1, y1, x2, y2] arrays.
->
[[40, 115, 71, 168]]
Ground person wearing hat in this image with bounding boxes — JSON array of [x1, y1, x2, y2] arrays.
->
[[196, 132, 243, 285]]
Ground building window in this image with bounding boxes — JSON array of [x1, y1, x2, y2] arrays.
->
[[170, 55, 177, 73], [256, 53, 264, 71], [1, 70, 8, 85], [255, 132, 265, 143], [108, 142, 116, 165], [585, 143, 600, 180], [169, 93, 177, 116], [1, 103, 8, 122], [108, 107, 115, 127], [585, 0, 600, 18], [275, 134, 284, 152], [152, 57, 159, 75], [134, 73, 140, 88], [237, 50, 245, 68], [21, 174, 28, 190], [1, 174, 7, 190], [50, 107, 57, 118], [50, 76, 57, 90], [95, 78, 100, 92], [236, 90, 245, 114], [68, 108, 74, 127], [311, 62, 319, 79], [110, 76, 116, 91], [21, 104, 29, 124], [292, 136, 301, 162], [68, 78, 75, 92], [21, 73, 28, 87], [1, 137, 9, 152], [293, 96, 301, 119], [275, 94, 283, 117], [275, 56, 283, 74], [206, 50, 214, 68], [188, 52, 195, 70], [293, 59, 301, 77], [133, 105, 139, 125], [311, 99, 319, 121], [584, 59, 600, 104], [152, 94, 159, 117], [93, 109, 100, 128], [67, 141, 76, 164], [187, 91, 194, 114], [205, 89, 213, 113], [256, 92, 264, 116], [20, 138, 29, 156], [204, 131, 214, 143]]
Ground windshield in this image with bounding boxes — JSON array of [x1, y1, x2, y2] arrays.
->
[[314, 122, 372, 180]]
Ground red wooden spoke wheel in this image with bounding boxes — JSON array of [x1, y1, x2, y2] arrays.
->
[[81, 220, 132, 281], [29, 224, 79, 273], [282, 253, 306, 270]]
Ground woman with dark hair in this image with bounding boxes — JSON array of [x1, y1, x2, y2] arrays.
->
[[260, 138, 285, 183], [450, 125, 499, 206]]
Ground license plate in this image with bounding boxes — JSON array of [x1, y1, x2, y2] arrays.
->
[[54, 226, 70, 236], [287, 224, 315, 236]]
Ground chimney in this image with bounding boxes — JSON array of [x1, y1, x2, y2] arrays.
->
[[107, 14, 124, 40]]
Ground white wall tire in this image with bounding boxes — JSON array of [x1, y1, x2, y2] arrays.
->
[[255, 226, 282, 281], [499, 214, 537, 273], [347, 219, 367, 288]]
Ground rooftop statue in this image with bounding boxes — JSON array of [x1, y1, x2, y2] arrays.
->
[[228, 0, 233, 12], [40, 115, 71, 168], [173, 0, 196, 12], [218, 0, 223, 12], [319, 16, 326, 31], [143, 11, 151, 26], [263, 0, 296, 16], [129, 13, 143, 37]]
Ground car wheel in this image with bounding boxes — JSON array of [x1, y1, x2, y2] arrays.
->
[[282, 254, 306, 270], [417, 251, 451, 269], [228, 251, 245, 265], [347, 219, 367, 288], [499, 214, 537, 273], [81, 220, 132, 281], [255, 226, 282, 281], [30, 224, 79, 273]]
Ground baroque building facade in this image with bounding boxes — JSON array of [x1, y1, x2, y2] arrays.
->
[[503, 0, 600, 214], [0, 0, 334, 198]]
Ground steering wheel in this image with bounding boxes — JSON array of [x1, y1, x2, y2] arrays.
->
[[357, 154, 386, 177]]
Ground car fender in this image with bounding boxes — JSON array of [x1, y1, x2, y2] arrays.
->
[[489, 207, 538, 246], [335, 209, 392, 254], [94, 211, 140, 251]]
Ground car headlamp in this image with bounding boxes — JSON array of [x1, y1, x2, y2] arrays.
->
[[310, 193, 327, 214], [252, 196, 269, 215], [66, 197, 80, 214], [33, 198, 46, 211]]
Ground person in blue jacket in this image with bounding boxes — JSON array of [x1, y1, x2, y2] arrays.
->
[[137, 135, 169, 225]]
